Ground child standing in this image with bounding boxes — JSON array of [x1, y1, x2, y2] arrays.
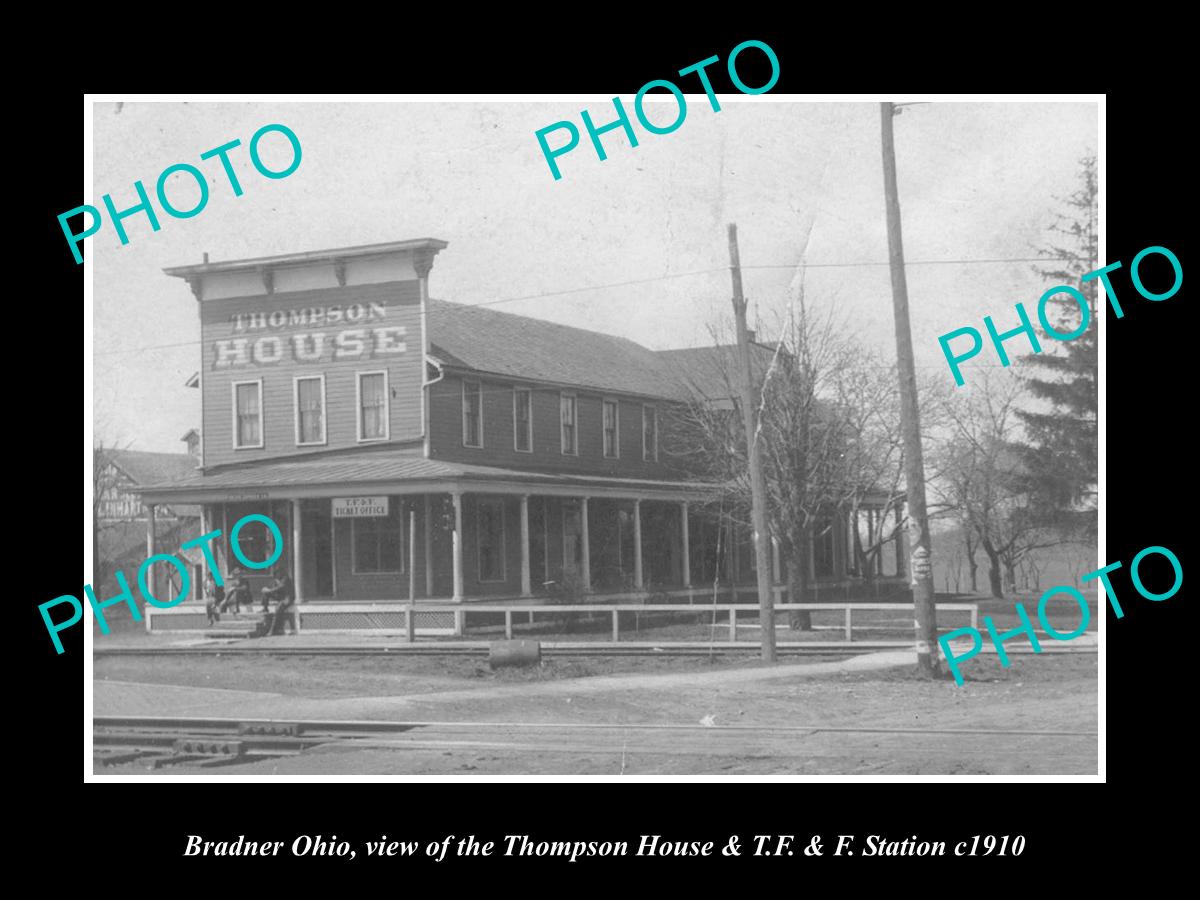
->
[[204, 571, 221, 626]]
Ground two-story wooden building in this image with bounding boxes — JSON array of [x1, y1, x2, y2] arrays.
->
[[137, 239, 905, 633]]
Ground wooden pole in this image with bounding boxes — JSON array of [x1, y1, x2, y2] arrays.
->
[[728, 223, 776, 664], [879, 103, 938, 675], [408, 506, 416, 641]]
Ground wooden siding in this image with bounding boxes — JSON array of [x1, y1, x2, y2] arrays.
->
[[427, 374, 682, 480], [201, 281, 424, 468]]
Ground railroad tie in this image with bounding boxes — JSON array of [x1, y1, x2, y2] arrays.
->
[[238, 722, 304, 737], [172, 738, 246, 757]]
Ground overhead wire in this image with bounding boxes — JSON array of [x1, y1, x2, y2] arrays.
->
[[92, 254, 1088, 358]]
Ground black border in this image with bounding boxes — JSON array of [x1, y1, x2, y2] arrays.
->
[[26, 27, 1185, 884]]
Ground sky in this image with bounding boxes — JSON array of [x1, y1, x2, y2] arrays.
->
[[90, 99, 1097, 453]]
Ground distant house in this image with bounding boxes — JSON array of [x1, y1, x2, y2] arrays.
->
[[96, 449, 200, 522], [95, 448, 202, 602]]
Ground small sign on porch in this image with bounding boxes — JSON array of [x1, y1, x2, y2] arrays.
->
[[332, 496, 389, 518]]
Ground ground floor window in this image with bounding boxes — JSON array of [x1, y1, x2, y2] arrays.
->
[[477, 498, 506, 582], [232, 514, 277, 568], [353, 509, 403, 573]]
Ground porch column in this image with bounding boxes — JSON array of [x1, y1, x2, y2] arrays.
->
[[808, 520, 816, 582], [221, 504, 230, 576], [145, 503, 157, 599], [519, 494, 532, 597], [895, 505, 906, 576], [873, 509, 882, 576], [423, 495, 434, 597], [632, 499, 643, 589], [196, 506, 209, 602], [291, 498, 304, 603], [727, 517, 738, 586], [451, 491, 464, 602], [680, 501, 691, 588], [580, 497, 591, 592], [830, 513, 841, 578], [850, 509, 860, 575], [328, 501, 338, 597]]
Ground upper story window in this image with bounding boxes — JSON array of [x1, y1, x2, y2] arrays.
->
[[602, 399, 620, 458], [232, 379, 263, 450], [463, 380, 483, 448], [642, 404, 658, 461], [560, 393, 578, 455], [357, 371, 389, 442], [294, 375, 326, 446], [513, 387, 532, 452]]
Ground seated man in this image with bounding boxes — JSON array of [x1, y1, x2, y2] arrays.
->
[[261, 566, 297, 635], [220, 569, 249, 614]]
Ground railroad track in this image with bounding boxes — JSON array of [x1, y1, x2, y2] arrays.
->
[[94, 715, 1099, 771], [93, 642, 1096, 658]]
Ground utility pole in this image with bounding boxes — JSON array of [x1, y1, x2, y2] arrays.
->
[[879, 103, 938, 675], [728, 223, 776, 664]]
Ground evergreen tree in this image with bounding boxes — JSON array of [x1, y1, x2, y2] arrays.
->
[[1016, 156, 1098, 537]]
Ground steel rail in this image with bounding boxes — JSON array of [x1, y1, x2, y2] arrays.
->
[[94, 715, 1098, 738], [93, 643, 1096, 658]]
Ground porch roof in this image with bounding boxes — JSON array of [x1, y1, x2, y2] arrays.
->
[[132, 452, 720, 504]]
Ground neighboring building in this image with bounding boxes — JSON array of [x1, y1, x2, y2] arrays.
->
[[94, 449, 202, 602], [136, 239, 904, 632], [96, 449, 199, 522]]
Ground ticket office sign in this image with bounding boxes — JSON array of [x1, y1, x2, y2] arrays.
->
[[332, 496, 390, 518]]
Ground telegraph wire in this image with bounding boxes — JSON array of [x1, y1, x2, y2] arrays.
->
[[93, 254, 1087, 358]]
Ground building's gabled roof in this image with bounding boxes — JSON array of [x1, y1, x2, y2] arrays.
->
[[101, 450, 202, 516], [106, 449, 199, 485], [427, 298, 782, 403], [427, 298, 690, 400], [655, 343, 781, 402]]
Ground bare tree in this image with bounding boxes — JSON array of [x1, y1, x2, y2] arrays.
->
[[964, 529, 979, 593], [666, 289, 914, 627], [931, 374, 1066, 599]]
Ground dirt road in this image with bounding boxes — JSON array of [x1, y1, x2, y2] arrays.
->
[[93, 650, 1098, 775]]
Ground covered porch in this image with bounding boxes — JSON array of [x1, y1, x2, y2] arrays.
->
[[136, 454, 724, 633]]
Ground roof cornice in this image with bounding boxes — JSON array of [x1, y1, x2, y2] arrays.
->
[[163, 238, 449, 279]]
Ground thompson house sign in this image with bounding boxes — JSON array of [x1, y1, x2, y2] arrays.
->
[[214, 300, 407, 368]]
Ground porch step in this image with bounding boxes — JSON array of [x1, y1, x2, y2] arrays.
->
[[198, 618, 264, 633]]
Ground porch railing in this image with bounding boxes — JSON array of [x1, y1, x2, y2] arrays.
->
[[398, 601, 979, 643]]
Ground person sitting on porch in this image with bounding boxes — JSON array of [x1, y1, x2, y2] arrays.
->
[[221, 568, 248, 614], [261, 567, 297, 635]]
